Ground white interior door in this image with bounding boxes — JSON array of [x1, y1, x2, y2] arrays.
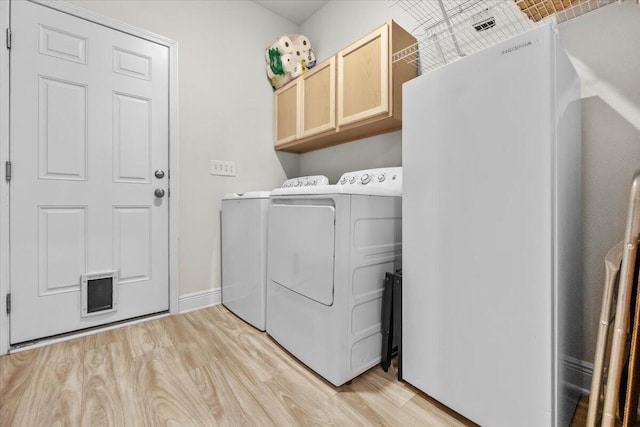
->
[[9, 0, 170, 344]]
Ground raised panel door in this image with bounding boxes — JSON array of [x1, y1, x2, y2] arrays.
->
[[9, 0, 170, 344]]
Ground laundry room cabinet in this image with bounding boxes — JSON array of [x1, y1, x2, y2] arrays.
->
[[300, 56, 336, 138], [274, 81, 299, 145], [337, 24, 389, 126], [273, 20, 417, 153], [274, 56, 336, 146]]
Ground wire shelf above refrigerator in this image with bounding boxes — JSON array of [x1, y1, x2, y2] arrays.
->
[[391, 0, 615, 74]]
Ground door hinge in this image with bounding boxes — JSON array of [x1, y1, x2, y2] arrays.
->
[[5, 293, 10, 315], [6, 28, 11, 50], [5, 161, 11, 182]]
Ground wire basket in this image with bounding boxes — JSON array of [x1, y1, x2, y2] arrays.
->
[[391, 0, 615, 74]]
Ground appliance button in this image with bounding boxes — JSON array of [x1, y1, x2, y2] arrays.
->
[[361, 174, 372, 184], [349, 176, 357, 184], [378, 174, 386, 182], [340, 177, 347, 184]]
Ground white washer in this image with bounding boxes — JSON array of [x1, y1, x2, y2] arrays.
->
[[221, 176, 327, 331], [266, 167, 402, 386]]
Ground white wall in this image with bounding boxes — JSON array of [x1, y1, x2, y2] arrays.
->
[[68, 0, 300, 296], [558, 2, 640, 363]]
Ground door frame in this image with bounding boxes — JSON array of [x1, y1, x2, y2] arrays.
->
[[0, 0, 180, 355]]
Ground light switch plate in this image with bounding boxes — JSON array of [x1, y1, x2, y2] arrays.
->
[[211, 160, 236, 176]]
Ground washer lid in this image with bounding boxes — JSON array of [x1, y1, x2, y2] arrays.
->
[[222, 191, 271, 200]]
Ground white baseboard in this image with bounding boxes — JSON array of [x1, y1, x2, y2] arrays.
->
[[178, 288, 221, 313], [564, 355, 594, 395]]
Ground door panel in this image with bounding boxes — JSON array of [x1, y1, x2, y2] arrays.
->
[[38, 207, 87, 294], [39, 25, 87, 64], [113, 93, 151, 183], [113, 206, 151, 284], [38, 77, 87, 180], [268, 204, 335, 306], [113, 47, 151, 80], [10, 0, 169, 344]]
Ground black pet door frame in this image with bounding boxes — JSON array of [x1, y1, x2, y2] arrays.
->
[[80, 271, 119, 317]]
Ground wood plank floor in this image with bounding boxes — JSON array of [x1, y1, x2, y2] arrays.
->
[[1, 305, 587, 426]]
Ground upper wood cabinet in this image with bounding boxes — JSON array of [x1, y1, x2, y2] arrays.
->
[[274, 82, 299, 145], [337, 25, 388, 126], [300, 56, 336, 138], [274, 56, 336, 148], [274, 21, 416, 153]]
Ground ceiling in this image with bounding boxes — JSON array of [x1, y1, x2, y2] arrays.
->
[[255, 0, 330, 25]]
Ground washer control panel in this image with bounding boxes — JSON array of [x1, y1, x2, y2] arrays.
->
[[281, 175, 329, 188], [337, 167, 402, 195]]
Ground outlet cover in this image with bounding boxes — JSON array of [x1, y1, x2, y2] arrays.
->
[[210, 160, 236, 177]]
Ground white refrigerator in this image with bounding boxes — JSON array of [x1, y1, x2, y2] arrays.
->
[[402, 24, 582, 427]]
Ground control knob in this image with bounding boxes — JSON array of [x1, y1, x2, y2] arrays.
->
[[361, 174, 372, 184], [378, 174, 386, 182], [349, 176, 357, 184]]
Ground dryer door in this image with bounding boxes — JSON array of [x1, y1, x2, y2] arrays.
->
[[268, 203, 335, 306]]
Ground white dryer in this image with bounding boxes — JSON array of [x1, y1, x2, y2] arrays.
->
[[221, 176, 328, 331], [266, 167, 402, 386]]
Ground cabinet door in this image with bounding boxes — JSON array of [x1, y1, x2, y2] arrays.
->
[[337, 24, 389, 126], [300, 56, 336, 138], [274, 81, 299, 146]]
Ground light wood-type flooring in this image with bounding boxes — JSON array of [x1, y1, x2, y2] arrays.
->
[[1, 305, 588, 426]]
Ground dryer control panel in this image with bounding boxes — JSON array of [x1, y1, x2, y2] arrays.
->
[[281, 175, 329, 188], [337, 167, 402, 196]]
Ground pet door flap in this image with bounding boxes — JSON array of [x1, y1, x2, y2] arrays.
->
[[81, 271, 119, 317]]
